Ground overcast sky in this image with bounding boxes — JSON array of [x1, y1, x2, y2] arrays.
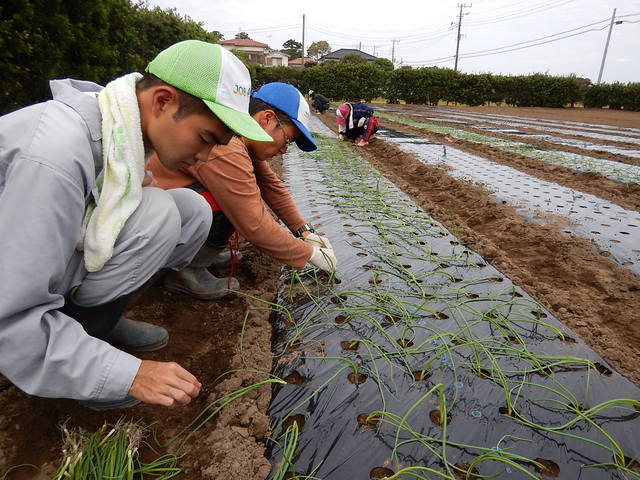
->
[[145, 0, 639, 83]]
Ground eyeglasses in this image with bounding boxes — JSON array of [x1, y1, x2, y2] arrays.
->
[[275, 115, 293, 147]]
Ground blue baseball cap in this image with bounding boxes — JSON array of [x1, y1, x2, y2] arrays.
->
[[252, 82, 317, 152]]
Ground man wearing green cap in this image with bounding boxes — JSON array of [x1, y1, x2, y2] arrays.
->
[[0, 40, 270, 409]]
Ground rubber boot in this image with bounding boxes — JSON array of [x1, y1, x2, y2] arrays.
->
[[61, 291, 168, 351], [164, 245, 239, 300], [209, 249, 243, 269]]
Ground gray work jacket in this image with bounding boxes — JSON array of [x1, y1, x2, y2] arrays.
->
[[0, 79, 140, 401]]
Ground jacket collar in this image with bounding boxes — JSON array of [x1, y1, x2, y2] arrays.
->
[[49, 78, 104, 142]]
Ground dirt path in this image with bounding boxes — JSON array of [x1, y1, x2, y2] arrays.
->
[[317, 111, 640, 388]]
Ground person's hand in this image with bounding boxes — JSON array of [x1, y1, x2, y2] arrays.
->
[[304, 233, 337, 273], [129, 360, 201, 406], [338, 133, 345, 141], [357, 117, 366, 127], [355, 138, 369, 147]]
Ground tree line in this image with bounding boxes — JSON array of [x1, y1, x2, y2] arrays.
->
[[255, 61, 640, 111], [1, 0, 638, 113], [0, 0, 219, 114]]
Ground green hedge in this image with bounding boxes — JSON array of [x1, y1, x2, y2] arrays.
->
[[2, 0, 637, 112], [0, 0, 218, 114]]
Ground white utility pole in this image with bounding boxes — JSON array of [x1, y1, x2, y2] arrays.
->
[[597, 8, 617, 84], [302, 14, 306, 65], [391, 39, 400, 64], [453, 3, 471, 72]]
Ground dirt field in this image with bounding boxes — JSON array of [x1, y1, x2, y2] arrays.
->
[[1, 106, 639, 478]]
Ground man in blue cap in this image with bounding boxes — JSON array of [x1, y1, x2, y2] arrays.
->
[[146, 82, 338, 299]]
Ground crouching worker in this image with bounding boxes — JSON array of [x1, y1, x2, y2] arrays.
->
[[336, 102, 379, 146], [309, 90, 330, 114], [0, 40, 272, 410], [146, 82, 338, 300]]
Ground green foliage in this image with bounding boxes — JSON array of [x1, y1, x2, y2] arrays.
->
[[301, 62, 387, 102], [339, 53, 367, 65], [254, 66, 304, 90], [282, 39, 302, 60], [0, 0, 218, 114], [235, 31, 250, 39], [2, 1, 636, 113], [307, 40, 330, 61], [373, 58, 394, 72]]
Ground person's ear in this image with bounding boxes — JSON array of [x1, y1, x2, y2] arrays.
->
[[255, 109, 276, 129], [150, 86, 179, 118]]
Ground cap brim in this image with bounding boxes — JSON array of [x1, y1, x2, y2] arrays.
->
[[206, 101, 273, 142], [291, 118, 317, 152]]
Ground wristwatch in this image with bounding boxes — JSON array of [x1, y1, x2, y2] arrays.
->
[[294, 223, 316, 237]]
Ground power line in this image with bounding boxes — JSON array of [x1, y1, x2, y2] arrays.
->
[[406, 17, 621, 66], [466, 0, 576, 27]]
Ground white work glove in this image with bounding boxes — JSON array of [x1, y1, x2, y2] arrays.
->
[[304, 233, 337, 273], [357, 117, 366, 127], [338, 133, 345, 141]]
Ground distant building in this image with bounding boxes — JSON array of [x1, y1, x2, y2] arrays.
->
[[288, 57, 313, 68], [219, 38, 289, 66], [319, 48, 377, 63]]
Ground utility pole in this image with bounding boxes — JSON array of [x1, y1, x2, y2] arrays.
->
[[359, 41, 362, 50], [301, 14, 306, 65], [391, 39, 399, 64], [597, 8, 617, 84], [453, 3, 471, 72]]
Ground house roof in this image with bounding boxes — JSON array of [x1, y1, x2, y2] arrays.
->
[[288, 57, 313, 65], [320, 48, 377, 61], [219, 38, 269, 48]]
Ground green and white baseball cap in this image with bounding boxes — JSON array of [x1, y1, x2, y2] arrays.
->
[[146, 40, 272, 142]]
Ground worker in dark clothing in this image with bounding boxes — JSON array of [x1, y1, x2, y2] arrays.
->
[[309, 90, 330, 114]]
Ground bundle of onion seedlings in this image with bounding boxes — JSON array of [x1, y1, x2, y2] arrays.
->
[[52, 420, 179, 480]]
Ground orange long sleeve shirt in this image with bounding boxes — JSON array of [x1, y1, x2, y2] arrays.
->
[[146, 137, 313, 269]]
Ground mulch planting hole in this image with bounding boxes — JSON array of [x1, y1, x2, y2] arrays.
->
[[340, 340, 360, 351], [348, 372, 368, 385], [594, 362, 613, 376], [397, 338, 414, 348], [412, 370, 432, 381], [282, 414, 306, 432], [284, 371, 307, 385], [429, 409, 453, 427], [533, 458, 560, 477], [330, 294, 348, 304], [357, 413, 381, 427], [370, 467, 394, 479], [454, 461, 480, 480]]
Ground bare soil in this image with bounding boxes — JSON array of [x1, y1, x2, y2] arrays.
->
[[1, 106, 639, 479]]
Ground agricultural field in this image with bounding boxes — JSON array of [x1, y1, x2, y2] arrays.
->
[[0, 106, 639, 480]]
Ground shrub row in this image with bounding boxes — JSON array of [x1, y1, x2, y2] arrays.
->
[[255, 64, 640, 111], [2, 1, 637, 112], [0, 0, 218, 114]]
